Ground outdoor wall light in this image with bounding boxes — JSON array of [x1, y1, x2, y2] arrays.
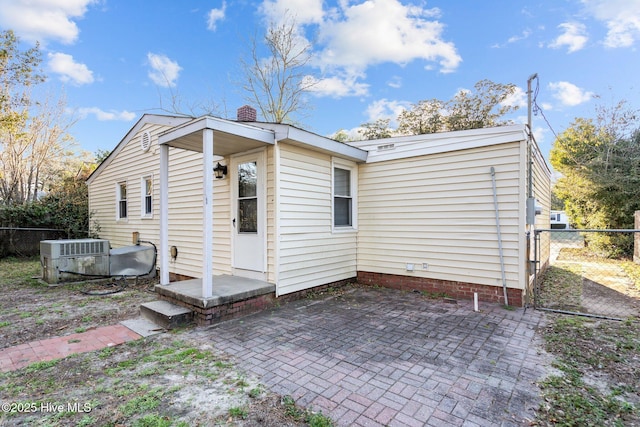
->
[[213, 162, 227, 179]]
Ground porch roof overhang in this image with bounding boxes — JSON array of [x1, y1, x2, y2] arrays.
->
[[255, 123, 368, 163], [157, 116, 275, 154]]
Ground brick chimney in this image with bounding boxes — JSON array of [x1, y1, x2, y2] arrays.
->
[[237, 105, 257, 122]]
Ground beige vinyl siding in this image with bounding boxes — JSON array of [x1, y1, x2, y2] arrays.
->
[[89, 122, 168, 249], [358, 141, 524, 289], [166, 149, 231, 278], [532, 142, 552, 270], [266, 146, 276, 283], [277, 143, 357, 295], [88, 122, 231, 279]]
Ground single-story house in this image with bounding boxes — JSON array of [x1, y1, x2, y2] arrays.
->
[[87, 107, 550, 322], [550, 210, 571, 229]]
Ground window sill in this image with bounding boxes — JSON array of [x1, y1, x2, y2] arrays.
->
[[332, 226, 357, 234]]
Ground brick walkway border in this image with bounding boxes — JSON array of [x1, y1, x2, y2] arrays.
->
[[0, 324, 140, 372]]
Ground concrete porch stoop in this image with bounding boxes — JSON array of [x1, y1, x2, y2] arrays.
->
[[153, 275, 277, 325], [140, 300, 194, 330]]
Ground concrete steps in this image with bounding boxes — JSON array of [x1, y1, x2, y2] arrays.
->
[[140, 300, 194, 330]]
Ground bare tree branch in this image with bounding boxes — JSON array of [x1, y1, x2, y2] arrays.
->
[[239, 12, 317, 124]]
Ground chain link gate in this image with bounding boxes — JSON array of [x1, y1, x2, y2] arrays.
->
[[532, 229, 640, 320]]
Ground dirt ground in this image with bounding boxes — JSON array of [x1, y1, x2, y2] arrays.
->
[[0, 258, 314, 426], [0, 275, 157, 350], [1, 257, 638, 426]]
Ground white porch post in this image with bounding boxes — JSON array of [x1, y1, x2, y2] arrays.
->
[[202, 128, 214, 297], [159, 143, 170, 286]]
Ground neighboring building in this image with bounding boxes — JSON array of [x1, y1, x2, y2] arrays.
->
[[87, 108, 551, 308], [550, 210, 570, 229]]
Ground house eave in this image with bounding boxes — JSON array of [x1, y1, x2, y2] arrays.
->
[[158, 116, 275, 155], [255, 123, 368, 163], [86, 114, 192, 185], [348, 124, 529, 163]]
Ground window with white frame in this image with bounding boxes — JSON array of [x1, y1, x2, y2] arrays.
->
[[142, 176, 153, 217], [333, 160, 357, 229], [117, 182, 127, 219]]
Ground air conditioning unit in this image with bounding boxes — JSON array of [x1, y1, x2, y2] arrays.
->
[[40, 239, 110, 284]]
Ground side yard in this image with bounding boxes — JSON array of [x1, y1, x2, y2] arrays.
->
[[0, 258, 331, 426], [535, 234, 640, 426], [0, 257, 638, 426]]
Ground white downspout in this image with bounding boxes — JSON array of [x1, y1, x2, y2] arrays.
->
[[491, 166, 509, 306], [273, 139, 281, 296]]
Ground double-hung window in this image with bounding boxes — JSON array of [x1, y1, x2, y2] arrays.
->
[[142, 176, 153, 218], [117, 182, 127, 220], [333, 159, 357, 230]]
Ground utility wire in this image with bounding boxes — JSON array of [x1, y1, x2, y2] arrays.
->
[[531, 76, 559, 140]]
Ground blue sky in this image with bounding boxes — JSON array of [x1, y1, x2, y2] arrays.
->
[[1, 0, 639, 163]]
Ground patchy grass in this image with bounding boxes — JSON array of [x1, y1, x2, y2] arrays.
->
[[0, 257, 158, 350], [0, 256, 41, 285], [0, 256, 334, 426], [0, 335, 250, 425], [536, 315, 640, 426], [280, 395, 335, 427], [537, 265, 585, 311], [621, 260, 640, 290], [228, 405, 249, 420], [420, 290, 450, 299]]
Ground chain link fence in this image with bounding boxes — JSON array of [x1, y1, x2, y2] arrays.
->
[[533, 229, 640, 320], [0, 227, 68, 258]]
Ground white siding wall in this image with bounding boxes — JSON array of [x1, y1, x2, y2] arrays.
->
[[267, 146, 277, 283], [533, 143, 552, 271], [88, 123, 231, 279], [277, 144, 357, 295], [358, 141, 525, 290]]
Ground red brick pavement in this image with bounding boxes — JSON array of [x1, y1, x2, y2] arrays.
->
[[0, 324, 141, 372]]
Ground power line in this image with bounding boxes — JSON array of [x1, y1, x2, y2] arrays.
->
[[530, 76, 559, 140]]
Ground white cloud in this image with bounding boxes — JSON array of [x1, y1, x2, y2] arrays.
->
[[493, 29, 533, 48], [147, 53, 182, 88], [548, 81, 595, 106], [0, 0, 97, 45], [508, 29, 532, 44], [48, 52, 94, 85], [207, 2, 226, 31], [304, 74, 369, 98], [257, 0, 460, 100], [582, 0, 640, 48], [365, 98, 409, 127], [549, 22, 588, 53], [259, 0, 324, 25], [501, 86, 527, 109], [329, 127, 363, 141], [387, 76, 402, 89], [316, 0, 461, 74], [77, 107, 136, 121]]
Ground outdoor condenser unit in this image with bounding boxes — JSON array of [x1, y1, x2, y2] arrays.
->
[[40, 239, 110, 284]]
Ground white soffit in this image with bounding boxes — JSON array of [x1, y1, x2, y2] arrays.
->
[[158, 116, 275, 155]]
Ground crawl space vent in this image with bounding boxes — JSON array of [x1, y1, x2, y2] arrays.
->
[[141, 131, 151, 152]]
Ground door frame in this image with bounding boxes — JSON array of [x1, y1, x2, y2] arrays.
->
[[230, 148, 268, 280]]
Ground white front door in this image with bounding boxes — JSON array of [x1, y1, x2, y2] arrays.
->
[[231, 151, 266, 279]]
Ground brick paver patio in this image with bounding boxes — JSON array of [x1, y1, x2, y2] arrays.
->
[[201, 286, 551, 426]]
